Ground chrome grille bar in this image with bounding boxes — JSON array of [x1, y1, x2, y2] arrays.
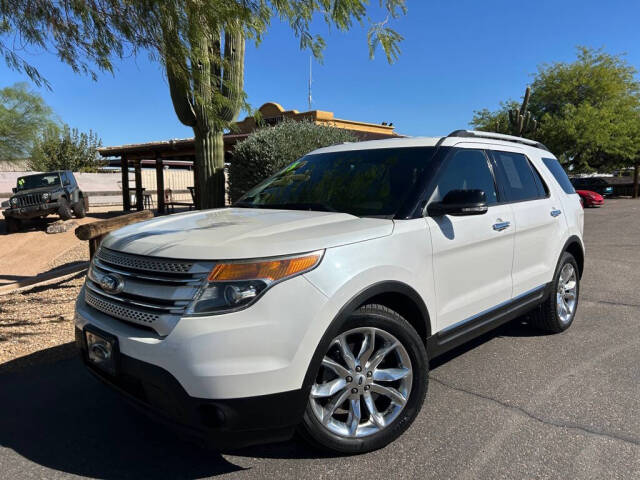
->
[[83, 247, 214, 336], [97, 247, 197, 274]]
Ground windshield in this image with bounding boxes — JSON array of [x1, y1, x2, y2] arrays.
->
[[17, 173, 61, 191], [236, 147, 436, 218]]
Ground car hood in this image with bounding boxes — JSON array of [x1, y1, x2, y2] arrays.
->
[[101, 207, 394, 260], [13, 186, 62, 196]]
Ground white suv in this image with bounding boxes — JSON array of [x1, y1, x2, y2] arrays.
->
[[75, 130, 584, 454]]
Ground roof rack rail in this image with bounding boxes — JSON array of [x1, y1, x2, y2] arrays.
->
[[447, 130, 549, 152]]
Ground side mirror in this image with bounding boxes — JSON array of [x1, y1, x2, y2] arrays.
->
[[427, 189, 489, 216], [12, 187, 17, 193]]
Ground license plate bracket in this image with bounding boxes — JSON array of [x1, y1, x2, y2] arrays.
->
[[84, 326, 119, 376]]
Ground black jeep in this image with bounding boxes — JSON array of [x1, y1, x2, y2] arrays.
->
[[3, 171, 88, 233]]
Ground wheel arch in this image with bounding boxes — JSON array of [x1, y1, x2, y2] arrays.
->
[[562, 235, 585, 278], [301, 281, 432, 393]]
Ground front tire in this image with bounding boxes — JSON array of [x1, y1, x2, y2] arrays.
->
[[300, 304, 428, 454], [58, 198, 73, 221], [530, 252, 580, 333], [6, 217, 21, 233], [72, 199, 87, 218]]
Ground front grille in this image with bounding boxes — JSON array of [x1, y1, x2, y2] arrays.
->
[[84, 247, 213, 336], [85, 288, 160, 325], [97, 248, 195, 274], [16, 193, 44, 207]]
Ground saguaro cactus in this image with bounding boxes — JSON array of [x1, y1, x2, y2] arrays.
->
[[162, 13, 245, 209], [508, 86, 538, 137]]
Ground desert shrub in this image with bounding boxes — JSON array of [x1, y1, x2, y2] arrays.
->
[[28, 124, 103, 172], [229, 119, 357, 202]]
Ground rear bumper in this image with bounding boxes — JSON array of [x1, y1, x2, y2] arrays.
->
[[75, 326, 305, 450], [3, 202, 59, 219]]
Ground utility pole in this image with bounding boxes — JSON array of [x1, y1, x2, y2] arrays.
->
[[308, 56, 313, 110]]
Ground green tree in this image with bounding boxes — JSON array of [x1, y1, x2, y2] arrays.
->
[[2, 1, 408, 209], [229, 119, 357, 202], [471, 47, 640, 177], [28, 124, 103, 172], [0, 82, 53, 162]]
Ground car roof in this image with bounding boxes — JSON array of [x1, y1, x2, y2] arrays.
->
[[309, 132, 553, 158]]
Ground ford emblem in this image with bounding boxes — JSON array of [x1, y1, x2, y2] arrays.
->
[[99, 273, 125, 294]]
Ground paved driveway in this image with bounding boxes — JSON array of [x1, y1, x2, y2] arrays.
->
[[1, 199, 639, 479]]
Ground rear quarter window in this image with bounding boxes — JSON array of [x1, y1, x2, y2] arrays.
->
[[542, 158, 575, 194]]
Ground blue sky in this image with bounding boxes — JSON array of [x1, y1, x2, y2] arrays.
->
[[2, 0, 639, 146]]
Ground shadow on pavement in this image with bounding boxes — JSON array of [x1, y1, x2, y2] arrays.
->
[[0, 351, 246, 478], [0, 316, 550, 476], [430, 316, 548, 370]]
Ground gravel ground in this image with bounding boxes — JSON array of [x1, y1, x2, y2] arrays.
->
[[0, 274, 84, 371]]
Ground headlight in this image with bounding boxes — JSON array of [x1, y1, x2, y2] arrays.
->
[[42, 192, 50, 201], [9, 197, 18, 207], [186, 250, 324, 315]]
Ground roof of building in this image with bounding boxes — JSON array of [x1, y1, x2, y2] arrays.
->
[[98, 102, 402, 160]]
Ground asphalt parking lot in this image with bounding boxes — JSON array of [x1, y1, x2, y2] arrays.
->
[[1, 199, 638, 479]]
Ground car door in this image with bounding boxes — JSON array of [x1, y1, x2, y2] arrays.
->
[[489, 149, 566, 296], [425, 147, 515, 332]]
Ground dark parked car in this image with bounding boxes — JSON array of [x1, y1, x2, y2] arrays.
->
[[3, 171, 88, 233], [570, 177, 614, 196]]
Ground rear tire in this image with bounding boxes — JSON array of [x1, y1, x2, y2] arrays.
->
[[6, 217, 21, 234], [58, 198, 73, 221], [299, 304, 428, 454], [72, 199, 87, 218], [530, 252, 580, 333]]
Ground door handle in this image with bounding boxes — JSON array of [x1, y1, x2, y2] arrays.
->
[[492, 221, 511, 231], [550, 209, 562, 217]]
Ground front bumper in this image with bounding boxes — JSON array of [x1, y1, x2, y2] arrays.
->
[[75, 327, 305, 449], [74, 275, 333, 448], [3, 202, 59, 219]]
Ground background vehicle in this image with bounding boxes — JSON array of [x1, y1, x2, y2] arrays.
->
[[570, 177, 614, 196], [576, 189, 604, 207], [3, 171, 88, 233], [74, 130, 584, 454]]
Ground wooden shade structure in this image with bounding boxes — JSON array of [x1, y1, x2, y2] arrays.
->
[[98, 102, 401, 215]]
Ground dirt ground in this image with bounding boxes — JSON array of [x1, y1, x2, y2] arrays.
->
[[0, 274, 84, 371], [0, 206, 119, 287], [0, 206, 124, 369]]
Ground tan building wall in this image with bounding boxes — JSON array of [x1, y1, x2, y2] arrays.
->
[[234, 102, 396, 137]]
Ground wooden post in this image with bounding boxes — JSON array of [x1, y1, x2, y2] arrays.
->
[[134, 159, 144, 211], [121, 154, 131, 211], [75, 210, 155, 259], [156, 153, 165, 214], [192, 157, 200, 209]]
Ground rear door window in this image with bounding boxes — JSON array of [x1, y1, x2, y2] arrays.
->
[[491, 151, 544, 202], [542, 158, 576, 194]]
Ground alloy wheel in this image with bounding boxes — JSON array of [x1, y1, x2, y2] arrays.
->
[[309, 327, 413, 438], [556, 263, 577, 324]]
